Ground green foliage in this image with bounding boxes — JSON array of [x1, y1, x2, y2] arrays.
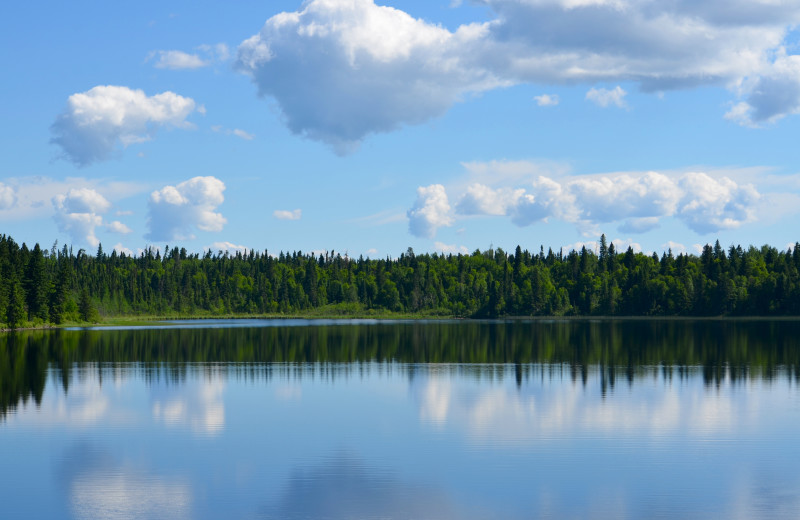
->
[[2, 232, 800, 328]]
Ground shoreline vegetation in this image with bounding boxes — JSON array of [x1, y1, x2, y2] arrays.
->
[[3, 233, 800, 330]]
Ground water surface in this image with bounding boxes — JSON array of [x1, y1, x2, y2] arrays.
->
[[2, 319, 799, 519]]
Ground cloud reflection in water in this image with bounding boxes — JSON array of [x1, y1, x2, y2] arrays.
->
[[411, 366, 762, 445], [262, 453, 483, 520], [150, 377, 225, 436], [59, 443, 193, 520]]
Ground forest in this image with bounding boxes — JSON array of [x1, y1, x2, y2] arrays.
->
[[2, 233, 800, 328]]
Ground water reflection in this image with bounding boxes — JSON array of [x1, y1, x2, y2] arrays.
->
[[3, 319, 800, 418], [410, 368, 768, 445], [1, 340, 798, 519], [263, 453, 476, 520], [59, 443, 192, 520], [150, 378, 225, 436]]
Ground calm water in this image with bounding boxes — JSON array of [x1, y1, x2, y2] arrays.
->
[[2, 319, 800, 519]]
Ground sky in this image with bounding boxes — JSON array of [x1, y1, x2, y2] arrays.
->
[[3, 0, 800, 258]]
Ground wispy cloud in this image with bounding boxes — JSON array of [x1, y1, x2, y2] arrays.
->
[[273, 209, 301, 221]]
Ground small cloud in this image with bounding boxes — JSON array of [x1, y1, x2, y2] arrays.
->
[[407, 184, 453, 239], [197, 43, 232, 62], [211, 126, 255, 140], [366, 248, 378, 256], [585, 86, 628, 108], [661, 241, 686, 254], [692, 244, 704, 254], [232, 129, 254, 140], [618, 217, 660, 233], [562, 240, 598, 253], [273, 209, 301, 220], [611, 238, 642, 253], [208, 241, 249, 254], [0, 182, 16, 209], [116, 210, 134, 216], [106, 220, 133, 234], [113, 243, 134, 256], [146, 176, 226, 241], [53, 188, 111, 247], [534, 94, 559, 106], [147, 44, 231, 71], [148, 50, 208, 70], [434, 242, 468, 254]]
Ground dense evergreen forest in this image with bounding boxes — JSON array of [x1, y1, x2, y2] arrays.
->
[[2, 233, 800, 328]]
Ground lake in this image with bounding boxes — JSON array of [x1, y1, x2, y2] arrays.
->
[[1, 319, 799, 519]]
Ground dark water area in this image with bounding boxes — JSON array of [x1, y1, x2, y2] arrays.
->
[[2, 319, 800, 519]]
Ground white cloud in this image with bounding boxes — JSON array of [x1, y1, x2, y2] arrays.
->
[[236, 0, 501, 153], [481, 0, 796, 89], [419, 161, 766, 236], [434, 242, 469, 254], [106, 220, 132, 234], [570, 172, 681, 221], [677, 172, 759, 233], [618, 217, 660, 234], [51, 85, 198, 166], [231, 128, 254, 140], [611, 238, 643, 253], [407, 184, 454, 239], [146, 176, 226, 241], [0, 177, 144, 224], [456, 183, 525, 216], [208, 43, 231, 61], [585, 86, 627, 108], [233, 1, 800, 148], [212, 126, 256, 140], [113, 243, 134, 256], [148, 44, 231, 70], [208, 241, 249, 254], [725, 52, 800, 126], [562, 240, 597, 254], [149, 50, 208, 69], [534, 94, 559, 106], [273, 208, 301, 220], [53, 188, 111, 247], [661, 241, 687, 255], [0, 182, 16, 209]]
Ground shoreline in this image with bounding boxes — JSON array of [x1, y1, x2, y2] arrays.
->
[[4, 313, 800, 332]]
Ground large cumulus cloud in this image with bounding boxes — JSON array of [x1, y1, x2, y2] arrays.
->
[[146, 176, 227, 241], [51, 86, 198, 166], [237, 0, 800, 151], [235, 0, 502, 153]]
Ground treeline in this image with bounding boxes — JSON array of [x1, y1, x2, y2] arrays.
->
[[2, 233, 800, 327]]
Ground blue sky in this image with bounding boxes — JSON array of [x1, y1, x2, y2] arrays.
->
[[3, 0, 800, 258]]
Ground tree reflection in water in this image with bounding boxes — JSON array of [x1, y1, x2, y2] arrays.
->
[[2, 319, 800, 419]]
